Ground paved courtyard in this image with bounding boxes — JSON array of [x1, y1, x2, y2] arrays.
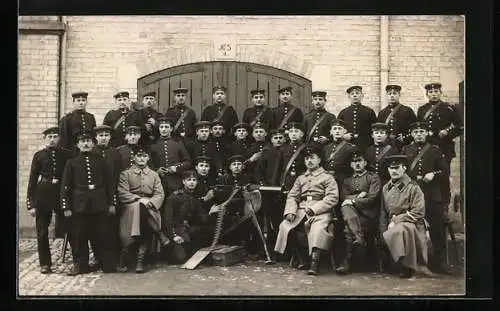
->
[[17, 239, 465, 297]]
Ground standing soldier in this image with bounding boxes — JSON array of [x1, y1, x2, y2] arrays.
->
[[402, 121, 451, 274], [149, 117, 192, 196], [59, 91, 96, 154], [246, 122, 270, 177], [377, 85, 417, 149], [242, 89, 275, 134], [103, 91, 138, 148], [60, 130, 116, 275], [116, 126, 143, 171], [26, 126, 73, 274], [379, 155, 427, 279], [201, 86, 239, 134], [323, 120, 356, 188], [365, 123, 400, 185], [273, 86, 304, 134], [134, 91, 163, 148], [337, 86, 377, 151], [164, 88, 197, 142], [417, 82, 463, 215], [279, 123, 308, 192], [209, 120, 229, 177], [304, 91, 336, 146], [274, 144, 339, 275]]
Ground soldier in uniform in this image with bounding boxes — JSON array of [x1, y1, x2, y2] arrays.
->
[[304, 91, 336, 146], [379, 155, 427, 278], [162, 170, 213, 263], [185, 121, 216, 165], [273, 86, 304, 134], [59, 92, 96, 154], [337, 86, 377, 151], [365, 123, 400, 185], [149, 117, 192, 196], [201, 85, 239, 134], [417, 82, 463, 214], [335, 150, 382, 275], [26, 126, 73, 274], [242, 88, 275, 134], [209, 120, 229, 177], [116, 126, 143, 171], [60, 130, 116, 275], [226, 123, 252, 158], [279, 122, 308, 192], [274, 144, 339, 275], [134, 91, 163, 148], [377, 85, 417, 149], [91, 125, 121, 260], [323, 119, 356, 188], [194, 155, 217, 209], [164, 88, 197, 142], [245, 122, 270, 178], [103, 91, 139, 148], [402, 121, 451, 274], [116, 148, 170, 273]]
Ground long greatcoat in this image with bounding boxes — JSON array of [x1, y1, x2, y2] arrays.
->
[[274, 167, 339, 255], [117, 165, 165, 247], [379, 174, 428, 270]]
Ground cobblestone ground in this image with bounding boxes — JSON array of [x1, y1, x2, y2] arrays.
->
[[18, 239, 465, 297]]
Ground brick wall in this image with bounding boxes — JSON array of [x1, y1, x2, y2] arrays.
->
[[18, 15, 464, 233]]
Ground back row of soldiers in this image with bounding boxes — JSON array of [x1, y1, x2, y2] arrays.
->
[[27, 82, 462, 276]]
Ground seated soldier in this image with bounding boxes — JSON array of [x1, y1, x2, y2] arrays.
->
[[162, 170, 213, 264], [226, 123, 252, 158], [274, 144, 339, 276], [379, 155, 428, 278], [336, 149, 382, 275], [116, 148, 170, 273], [194, 155, 217, 208]]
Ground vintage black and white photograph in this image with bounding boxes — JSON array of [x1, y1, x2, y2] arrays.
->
[[17, 15, 465, 296]]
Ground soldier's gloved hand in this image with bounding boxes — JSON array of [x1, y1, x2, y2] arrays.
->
[[108, 205, 116, 215], [173, 235, 184, 244], [341, 199, 352, 206], [357, 191, 367, 198], [305, 208, 314, 217], [202, 190, 215, 202], [343, 133, 353, 141], [157, 167, 167, 177], [209, 204, 222, 215], [285, 213, 295, 223], [64, 210, 72, 218], [438, 129, 448, 138], [423, 172, 435, 183], [138, 198, 151, 206], [166, 166, 177, 174], [29, 209, 36, 217], [318, 136, 328, 144], [249, 152, 262, 163]]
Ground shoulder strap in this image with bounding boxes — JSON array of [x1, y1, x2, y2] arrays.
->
[[306, 112, 328, 143], [375, 144, 393, 163], [280, 144, 306, 186], [113, 113, 127, 130], [384, 104, 402, 124], [423, 103, 441, 121], [328, 140, 348, 161], [213, 105, 230, 123], [278, 106, 298, 129], [173, 108, 191, 132], [409, 143, 432, 174], [249, 107, 268, 128]]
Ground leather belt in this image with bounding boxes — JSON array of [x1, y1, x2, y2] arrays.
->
[[300, 195, 322, 202], [39, 176, 60, 184]]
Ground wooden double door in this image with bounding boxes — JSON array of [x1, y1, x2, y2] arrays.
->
[[137, 61, 312, 120]]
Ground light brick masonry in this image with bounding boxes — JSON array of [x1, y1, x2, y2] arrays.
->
[[17, 15, 464, 234]]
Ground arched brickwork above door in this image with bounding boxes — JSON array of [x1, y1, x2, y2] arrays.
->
[[137, 61, 312, 120]]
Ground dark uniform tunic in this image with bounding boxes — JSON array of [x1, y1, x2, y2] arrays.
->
[[401, 141, 448, 268], [279, 142, 307, 191], [365, 142, 399, 185], [60, 151, 115, 270], [201, 103, 239, 134], [323, 139, 356, 192], [185, 139, 216, 167], [245, 141, 269, 181], [162, 188, 212, 262], [377, 103, 417, 148], [149, 137, 192, 195], [133, 107, 163, 147], [272, 102, 304, 131], [164, 104, 197, 142], [102, 109, 139, 148], [226, 139, 252, 159], [304, 108, 336, 145], [208, 137, 229, 176], [242, 106, 275, 132], [59, 110, 96, 152], [337, 103, 377, 151], [27, 146, 73, 267], [116, 144, 142, 172]]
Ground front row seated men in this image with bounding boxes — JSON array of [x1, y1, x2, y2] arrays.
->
[[116, 147, 170, 273], [274, 144, 339, 276]]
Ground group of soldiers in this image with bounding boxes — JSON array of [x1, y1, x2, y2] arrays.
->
[[26, 82, 463, 279]]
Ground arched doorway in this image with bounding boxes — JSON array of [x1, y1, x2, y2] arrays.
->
[[137, 61, 312, 120]]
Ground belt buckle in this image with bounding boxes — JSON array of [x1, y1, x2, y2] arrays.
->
[[88, 184, 95, 190], [307, 196, 312, 201], [51, 178, 59, 184]]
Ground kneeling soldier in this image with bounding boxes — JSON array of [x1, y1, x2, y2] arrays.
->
[[274, 144, 339, 275], [116, 148, 170, 273], [336, 149, 381, 274], [379, 155, 428, 278], [163, 170, 213, 263]]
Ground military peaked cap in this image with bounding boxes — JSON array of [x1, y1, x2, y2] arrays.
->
[[195, 155, 212, 164], [330, 119, 347, 128], [72, 91, 88, 99], [311, 91, 327, 98], [385, 84, 402, 92], [232, 123, 250, 132], [346, 85, 363, 94], [93, 125, 113, 134], [250, 89, 266, 96], [114, 91, 130, 99], [182, 170, 198, 180], [349, 147, 367, 162], [371, 122, 390, 131], [76, 130, 93, 141], [157, 116, 175, 126], [213, 85, 227, 93], [42, 126, 59, 136], [409, 121, 428, 131], [304, 143, 323, 159], [383, 155, 409, 168], [195, 121, 212, 129], [277, 86, 293, 93], [227, 154, 245, 165], [173, 88, 188, 94], [125, 125, 141, 134], [143, 91, 156, 97], [134, 147, 150, 157], [288, 122, 304, 132], [269, 128, 285, 137], [424, 82, 442, 90]]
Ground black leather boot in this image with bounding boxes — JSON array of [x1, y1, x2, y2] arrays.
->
[[135, 244, 147, 273], [116, 247, 129, 273], [295, 248, 309, 270], [335, 243, 354, 275], [307, 248, 321, 276]]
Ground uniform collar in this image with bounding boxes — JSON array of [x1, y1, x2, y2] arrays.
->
[[353, 170, 368, 178], [388, 102, 400, 108], [387, 174, 411, 192], [133, 165, 149, 175], [314, 107, 326, 112], [304, 167, 325, 177]]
